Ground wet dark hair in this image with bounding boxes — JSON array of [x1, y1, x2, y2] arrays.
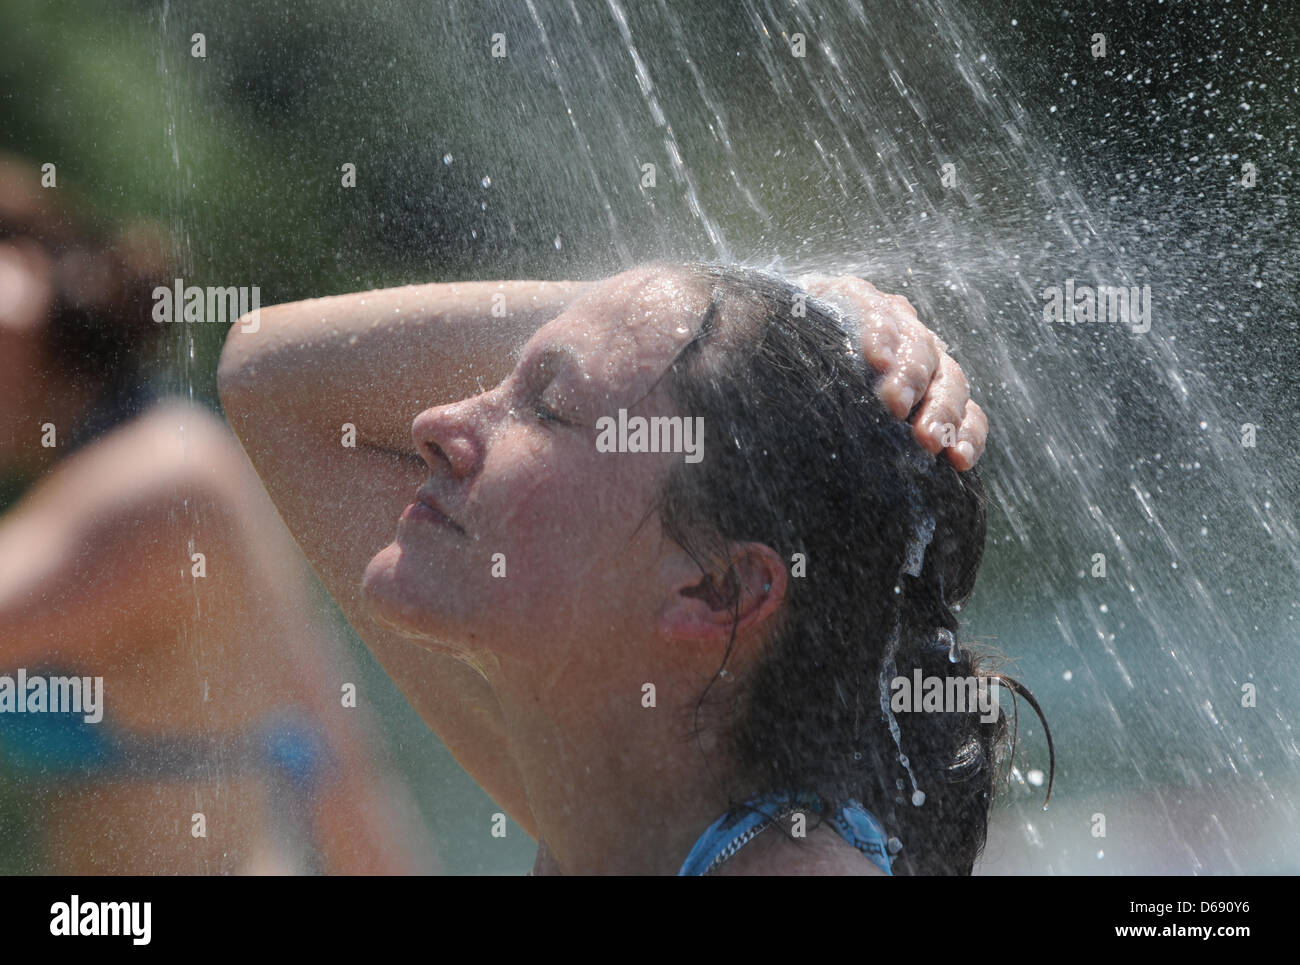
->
[[655, 262, 1053, 875], [0, 154, 167, 400]]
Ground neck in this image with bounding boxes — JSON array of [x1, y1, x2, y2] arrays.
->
[[495, 655, 736, 876]]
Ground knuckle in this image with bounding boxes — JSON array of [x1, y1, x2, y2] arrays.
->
[[895, 354, 931, 382], [944, 360, 970, 397]]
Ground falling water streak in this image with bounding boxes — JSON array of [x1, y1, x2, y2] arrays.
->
[[878, 501, 942, 808], [606, 0, 730, 258], [877, 614, 924, 808], [654, 0, 770, 221], [781, 2, 913, 203], [743, 2, 862, 209], [156, 0, 221, 871], [523, 0, 632, 265], [597, 0, 1298, 867], [556, 4, 657, 244]]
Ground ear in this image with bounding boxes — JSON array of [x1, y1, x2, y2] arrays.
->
[[655, 541, 789, 645]]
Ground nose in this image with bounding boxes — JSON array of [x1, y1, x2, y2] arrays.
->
[[412, 394, 488, 478]]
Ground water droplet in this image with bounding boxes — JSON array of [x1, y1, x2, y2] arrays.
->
[[939, 627, 959, 663], [1027, 769, 1045, 787], [886, 837, 903, 854], [480, 176, 492, 188], [442, 153, 454, 165], [1097, 850, 1105, 860], [347, 334, 358, 345], [911, 789, 926, 807], [553, 235, 562, 250], [1062, 669, 1073, 682]]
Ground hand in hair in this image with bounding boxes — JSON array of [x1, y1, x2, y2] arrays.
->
[[798, 275, 986, 471]]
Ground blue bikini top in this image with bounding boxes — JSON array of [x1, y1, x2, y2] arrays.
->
[[0, 697, 333, 869], [678, 792, 894, 875]]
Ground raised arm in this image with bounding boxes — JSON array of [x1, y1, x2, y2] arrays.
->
[[217, 280, 591, 837]]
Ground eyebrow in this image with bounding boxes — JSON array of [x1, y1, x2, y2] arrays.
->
[[534, 344, 580, 372], [526, 344, 582, 381]]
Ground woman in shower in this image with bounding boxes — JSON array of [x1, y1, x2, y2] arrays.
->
[[219, 262, 1048, 874], [0, 155, 427, 873]]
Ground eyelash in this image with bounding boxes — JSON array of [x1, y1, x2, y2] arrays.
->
[[532, 400, 567, 426]]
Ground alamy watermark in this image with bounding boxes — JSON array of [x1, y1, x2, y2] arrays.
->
[[152, 277, 260, 332], [595, 408, 704, 463], [50, 895, 150, 945], [890, 669, 1000, 724], [1041, 278, 1151, 333], [0, 668, 103, 722]]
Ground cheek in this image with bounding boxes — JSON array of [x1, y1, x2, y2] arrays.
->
[[487, 442, 659, 590]]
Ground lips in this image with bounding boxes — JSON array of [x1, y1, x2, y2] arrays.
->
[[410, 490, 465, 534]]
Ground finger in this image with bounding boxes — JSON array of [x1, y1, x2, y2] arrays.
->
[[885, 293, 950, 352], [858, 298, 903, 372], [948, 400, 988, 470], [848, 281, 906, 371], [878, 312, 940, 419], [913, 353, 970, 455], [802, 276, 902, 369]]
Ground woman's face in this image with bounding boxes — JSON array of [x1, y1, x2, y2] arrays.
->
[[362, 266, 714, 673]]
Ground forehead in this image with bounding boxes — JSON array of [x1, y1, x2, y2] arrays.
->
[[523, 266, 710, 405]]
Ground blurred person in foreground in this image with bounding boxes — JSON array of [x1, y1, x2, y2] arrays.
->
[[0, 154, 432, 874]]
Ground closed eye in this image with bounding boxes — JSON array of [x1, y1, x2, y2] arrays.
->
[[533, 401, 568, 425]]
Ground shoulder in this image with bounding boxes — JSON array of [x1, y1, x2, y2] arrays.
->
[[92, 399, 245, 485], [0, 400, 257, 645], [27, 399, 247, 513], [7, 399, 261, 574]]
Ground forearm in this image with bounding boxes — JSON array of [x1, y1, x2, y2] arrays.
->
[[217, 280, 590, 451]]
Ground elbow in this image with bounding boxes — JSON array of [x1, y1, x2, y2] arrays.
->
[[216, 319, 259, 413]]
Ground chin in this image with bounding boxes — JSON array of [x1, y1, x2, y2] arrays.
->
[[361, 543, 443, 638]]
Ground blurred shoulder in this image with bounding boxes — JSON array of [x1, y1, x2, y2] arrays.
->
[[24, 398, 249, 515]]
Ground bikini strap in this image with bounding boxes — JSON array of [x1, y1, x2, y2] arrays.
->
[[829, 798, 894, 874], [677, 792, 893, 876]]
